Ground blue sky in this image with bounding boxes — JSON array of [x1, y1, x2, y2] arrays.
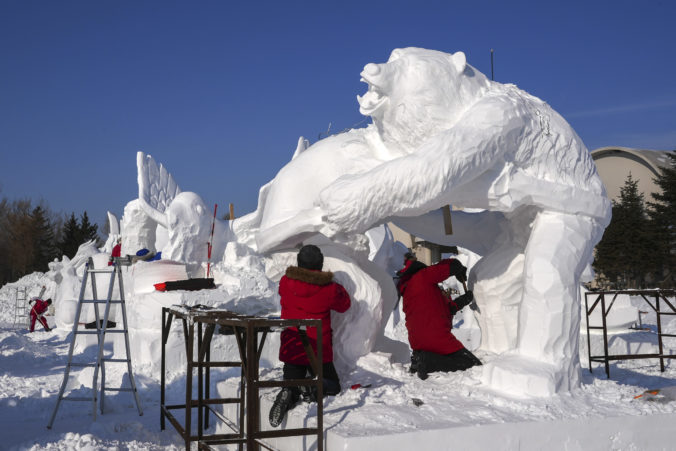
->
[[1, 1, 675, 228]]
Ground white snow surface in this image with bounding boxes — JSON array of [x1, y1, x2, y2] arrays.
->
[[1, 271, 675, 450]]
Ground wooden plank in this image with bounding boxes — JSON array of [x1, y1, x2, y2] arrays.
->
[[442, 205, 453, 235]]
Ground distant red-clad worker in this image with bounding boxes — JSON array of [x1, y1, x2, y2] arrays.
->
[[108, 238, 122, 266], [29, 298, 52, 332]]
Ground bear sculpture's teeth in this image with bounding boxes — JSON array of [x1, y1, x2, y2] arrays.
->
[[358, 87, 386, 114]]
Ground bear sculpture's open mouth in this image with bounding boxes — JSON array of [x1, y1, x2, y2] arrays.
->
[[358, 76, 388, 116]]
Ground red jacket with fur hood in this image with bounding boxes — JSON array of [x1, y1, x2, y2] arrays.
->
[[399, 259, 464, 354], [279, 266, 351, 365]]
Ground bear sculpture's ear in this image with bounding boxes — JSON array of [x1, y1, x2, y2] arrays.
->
[[388, 48, 404, 62], [451, 51, 467, 73]]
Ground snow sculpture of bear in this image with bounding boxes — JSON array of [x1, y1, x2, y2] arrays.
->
[[246, 47, 611, 397]]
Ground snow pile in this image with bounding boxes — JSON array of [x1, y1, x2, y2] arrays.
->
[[0, 273, 53, 326], [120, 200, 159, 257], [2, 290, 674, 450]]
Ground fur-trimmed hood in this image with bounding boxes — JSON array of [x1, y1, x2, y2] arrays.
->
[[278, 266, 351, 365], [285, 266, 334, 286]]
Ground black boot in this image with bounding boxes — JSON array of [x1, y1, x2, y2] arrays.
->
[[416, 351, 429, 380], [409, 351, 420, 374], [300, 385, 317, 403], [453, 348, 482, 369], [269, 388, 296, 427]]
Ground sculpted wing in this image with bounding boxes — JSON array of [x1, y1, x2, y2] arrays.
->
[[137, 151, 182, 227]]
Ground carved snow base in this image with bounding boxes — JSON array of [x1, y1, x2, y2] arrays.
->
[[481, 354, 580, 398]]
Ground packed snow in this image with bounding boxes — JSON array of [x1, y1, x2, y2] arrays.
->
[[2, 272, 675, 450], [1, 47, 674, 450]]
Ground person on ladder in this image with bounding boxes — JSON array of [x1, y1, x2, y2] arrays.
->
[[29, 297, 52, 332]]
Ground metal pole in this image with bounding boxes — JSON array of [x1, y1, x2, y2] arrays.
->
[[317, 322, 324, 451], [186, 323, 194, 450], [585, 293, 593, 372], [198, 322, 203, 441], [601, 294, 610, 378], [205, 327, 211, 431], [245, 323, 257, 450], [490, 49, 494, 81], [161, 308, 166, 430], [656, 293, 665, 372], [206, 204, 218, 279]]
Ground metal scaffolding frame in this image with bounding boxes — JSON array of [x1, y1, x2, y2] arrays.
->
[[161, 306, 324, 451], [584, 289, 676, 378]]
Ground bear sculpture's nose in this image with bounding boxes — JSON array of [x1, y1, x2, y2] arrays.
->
[[363, 63, 380, 77]]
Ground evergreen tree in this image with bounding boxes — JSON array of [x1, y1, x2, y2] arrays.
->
[[0, 197, 62, 284], [647, 150, 676, 288], [594, 202, 624, 288], [31, 205, 60, 272], [5, 200, 35, 280], [79, 211, 100, 245], [594, 173, 651, 288], [0, 198, 10, 284], [59, 212, 81, 259]]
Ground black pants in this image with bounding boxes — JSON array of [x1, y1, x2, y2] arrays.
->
[[283, 362, 341, 402], [414, 348, 482, 374]]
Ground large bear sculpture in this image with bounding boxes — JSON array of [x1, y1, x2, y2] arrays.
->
[[238, 47, 611, 397]]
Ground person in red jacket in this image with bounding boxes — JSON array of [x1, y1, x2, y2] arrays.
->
[[269, 244, 351, 427], [108, 238, 121, 266], [29, 298, 52, 332], [397, 258, 481, 380]]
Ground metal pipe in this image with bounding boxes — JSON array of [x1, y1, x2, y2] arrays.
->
[[161, 308, 166, 430], [490, 49, 494, 80]]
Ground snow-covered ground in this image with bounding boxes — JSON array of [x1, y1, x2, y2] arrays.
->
[[1, 274, 675, 450]]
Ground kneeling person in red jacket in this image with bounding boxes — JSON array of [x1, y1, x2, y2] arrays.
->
[[397, 258, 481, 380], [269, 244, 351, 427], [29, 298, 52, 332]]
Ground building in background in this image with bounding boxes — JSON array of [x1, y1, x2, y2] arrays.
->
[[591, 147, 672, 202]]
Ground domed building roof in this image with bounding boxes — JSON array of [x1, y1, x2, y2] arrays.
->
[[591, 147, 672, 202]]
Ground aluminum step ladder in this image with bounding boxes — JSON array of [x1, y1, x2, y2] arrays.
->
[[47, 257, 143, 428], [13, 287, 28, 329]]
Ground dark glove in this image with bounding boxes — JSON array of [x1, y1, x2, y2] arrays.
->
[[448, 259, 467, 283], [454, 291, 474, 310]]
